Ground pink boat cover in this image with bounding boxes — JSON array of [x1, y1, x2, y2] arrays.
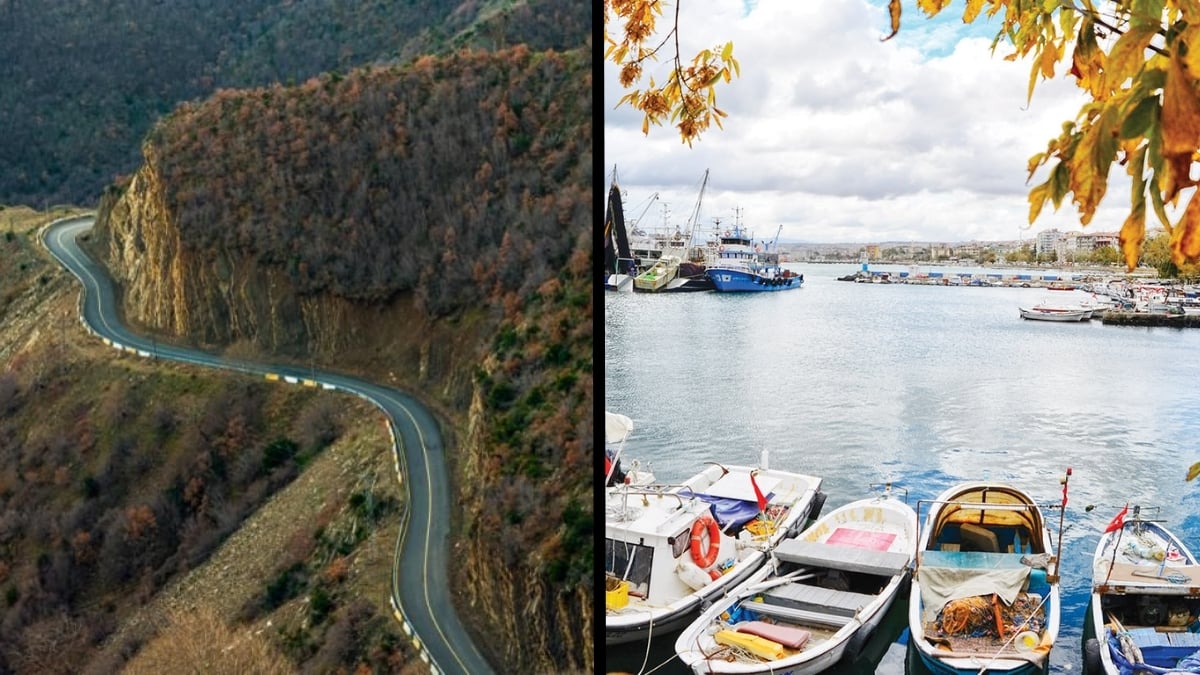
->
[[735, 620, 811, 649], [827, 527, 896, 552]]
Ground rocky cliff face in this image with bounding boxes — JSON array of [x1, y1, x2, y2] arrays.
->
[[456, 380, 593, 673], [95, 144, 480, 405], [92, 146, 590, 673]]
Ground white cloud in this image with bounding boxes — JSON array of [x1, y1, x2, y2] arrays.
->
[[602, 0, 1136, 244]]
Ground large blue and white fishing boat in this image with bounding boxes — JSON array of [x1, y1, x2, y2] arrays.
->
[[705, 221, 803, 292]]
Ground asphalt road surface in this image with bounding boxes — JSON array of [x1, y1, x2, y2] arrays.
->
[[43, 216, 493, 675]]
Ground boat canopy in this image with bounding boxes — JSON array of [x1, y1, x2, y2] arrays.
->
[[932, 485, 1044, 534], [605, 412, 633, 444]]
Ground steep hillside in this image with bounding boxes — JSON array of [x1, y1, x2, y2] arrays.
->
[[0, 0, 589, 207], [91, 45, 593, 673], [0, 209, 418, 674]]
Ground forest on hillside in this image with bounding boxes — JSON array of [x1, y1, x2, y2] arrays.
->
[[94, 43, 595, 669], [0, 0, 589, 207], [136, 44, 591, 318]]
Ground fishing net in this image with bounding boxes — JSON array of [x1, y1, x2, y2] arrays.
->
[[936, 593, 1045, 638]]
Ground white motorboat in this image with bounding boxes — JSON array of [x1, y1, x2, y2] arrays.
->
[[604, 412, 825, 647]]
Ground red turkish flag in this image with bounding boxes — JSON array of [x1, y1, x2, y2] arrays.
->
[[749, 471, 767, 513], [1105, 503, 1129, 534]]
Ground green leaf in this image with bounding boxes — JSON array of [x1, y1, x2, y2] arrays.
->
[[1119, 95, 1158, 140], [1050, 162, 1070, 208], [1150, 173, 1171, 228], [1129, 143, 1148, 203]]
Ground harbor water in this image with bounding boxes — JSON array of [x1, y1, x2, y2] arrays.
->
[[603, 262, 1200, 674]]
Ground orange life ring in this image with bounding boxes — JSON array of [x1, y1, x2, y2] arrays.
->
[[718, 245, 725, 252], [690, 515, 720, 568]]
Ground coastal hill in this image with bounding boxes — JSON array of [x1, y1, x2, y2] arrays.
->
[[89, 44, 593, 673]]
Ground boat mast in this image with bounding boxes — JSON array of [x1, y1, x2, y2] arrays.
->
[[683, 169, 709, 250]]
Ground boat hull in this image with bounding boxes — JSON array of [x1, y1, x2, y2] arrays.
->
[[707, 267, 803, 292], [604, 273, 634, 292], [1019, 307, 1091, 321]]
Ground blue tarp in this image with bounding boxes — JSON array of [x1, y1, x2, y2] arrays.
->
[[1017, 274, 1032, 280], [1043, 275, 1059, 280], [1107, 631, 1200, 674], [694, 493, 774, 531], [929, 272, 943, 278]]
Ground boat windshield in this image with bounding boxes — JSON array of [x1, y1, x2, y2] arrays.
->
[[933, 486, 1044, 534], [605, 538, 653, 598]]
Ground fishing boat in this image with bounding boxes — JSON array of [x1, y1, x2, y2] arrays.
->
[[633, 255, 681, 292], [604, 413, 825, 646], [908, 478, 1065, 674], [706, 219, 803, 293], [674, 484, 917, 675], [1018, 304, 1092, 322], [1083, 504, 1200, 674]]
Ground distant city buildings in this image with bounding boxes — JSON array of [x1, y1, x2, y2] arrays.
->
[[777, 229, 1120, 265]]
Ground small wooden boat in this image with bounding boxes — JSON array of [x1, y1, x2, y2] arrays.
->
[[1019, 304, 1092, 322], [1083, 505, 1200, 674], [674, 485, 917, 674], [908, 480, 1062, 674], [604, 411, 825, 646], [633, 255, 681, 292]]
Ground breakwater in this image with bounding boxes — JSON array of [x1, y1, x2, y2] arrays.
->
[[1100, 311, 1200, 327]]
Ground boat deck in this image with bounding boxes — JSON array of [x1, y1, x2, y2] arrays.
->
[[1096, 560, 1200, 588], [775, 539, 910, 577]]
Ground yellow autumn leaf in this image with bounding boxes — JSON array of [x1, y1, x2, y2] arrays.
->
[[1170, 191, 1200, 264], [1105, 23, 1159, 91], [1028, 180, 1051, 223], [963, 0, 984, 23], [1120, 202, 1146, 270], [916, 0, 952, 15], [1188, 461, 1200, 482], [882, 0, 901, 41], [1071, 20, 1107, 99], [1183, 24, 1200, 80], [1039, 40, 1060, 80], [1068, 116, 1112, 226], [721, 41, 733, 62], [1160, 47, 1200, 202]]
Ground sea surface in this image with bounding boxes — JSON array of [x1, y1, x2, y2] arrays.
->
[[603, 262, 1200, 675]]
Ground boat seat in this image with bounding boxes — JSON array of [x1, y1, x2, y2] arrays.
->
[[740, 600, 852, 628], [960, 522, 1000, 553], [735, 621, 811, 649], [773, 539, 910, 577], [762, 581, 875, 617]]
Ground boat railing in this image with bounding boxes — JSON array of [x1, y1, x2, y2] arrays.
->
[[607, 484, 707, 512], [869, 482, 908, 504]]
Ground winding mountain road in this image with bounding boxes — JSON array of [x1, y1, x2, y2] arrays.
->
[[43, 216, 493, 675]]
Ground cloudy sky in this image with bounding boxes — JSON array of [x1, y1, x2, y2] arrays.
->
[[602, 0, 1137, 245]]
